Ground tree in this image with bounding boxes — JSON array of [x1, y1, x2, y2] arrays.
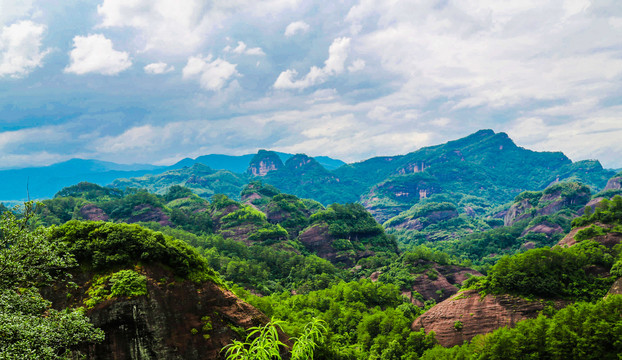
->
[[0, 202, 103, 359]]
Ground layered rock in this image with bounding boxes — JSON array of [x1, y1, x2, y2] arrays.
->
[[409, 265, 482, 303], [412, 290, 561, 347]]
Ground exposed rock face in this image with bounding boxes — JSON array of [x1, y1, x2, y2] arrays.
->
[[298, 224, 339, 263], [80, 204, 109, 221], [556, 223, 622, 249], [48, 266, 280, 360], [578, 197, 605, 216], [504, 199, 532, 226], [504, 186, 590, 226], [520, 222, 564, 237], [247, 150, 284, 177], [609, 278, 622, 295], [412, 290, 559, 347], [298, 223, 375, 266], [410, 265, 482, 302], [127, 205, 172, 226], [604, 176, 622, 191]]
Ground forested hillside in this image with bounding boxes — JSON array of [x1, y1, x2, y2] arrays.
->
[[2, 131, 621, 359]]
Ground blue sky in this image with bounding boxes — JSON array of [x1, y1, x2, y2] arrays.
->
[[1, 0, 621, 169]]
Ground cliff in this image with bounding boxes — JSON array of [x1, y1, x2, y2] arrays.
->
[[247, 150, 284, 177], [48, 265, 274, 360], [412, 289, 563, 347]]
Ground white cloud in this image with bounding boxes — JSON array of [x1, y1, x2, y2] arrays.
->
[[0, 20, 50, 78], [64, 34, 132, 75], [182, 55, 239, 91], [97, 0, 299, 55], [224, 41, 265, 56], [284, 21, 310, 37], [274, 37, 351, 90], [348, 59, 365, 72], [505, 110, 622, 168], [348, 0, 622, 110], [0, 0, 35, 26], [144, 62, 174, 74]]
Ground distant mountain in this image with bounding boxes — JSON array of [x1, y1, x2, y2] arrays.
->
[[0, 159, 167, 202], [0, 153, 345, 202], [172, 152, 345, 173], [103, 130, 614, 222]]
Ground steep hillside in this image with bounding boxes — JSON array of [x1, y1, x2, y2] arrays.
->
[[45, 221, 282, 359]]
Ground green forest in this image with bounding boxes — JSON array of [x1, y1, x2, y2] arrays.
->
[[2, 132, 622, 359]]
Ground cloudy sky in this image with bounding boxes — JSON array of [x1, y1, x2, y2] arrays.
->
[[1, 0, 621, 169]]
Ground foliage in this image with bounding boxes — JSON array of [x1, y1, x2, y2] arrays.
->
[[310, 203, 398, 253], [573, 195, 622, 228], [244, 279, 437, 359], [109, 269, 148, 298], [421, 295, 622, 360], [223, 319, 327, 360], [49, 221, 221, 284], [54, 182, 123, 201], [143, 223, 345, 294], [0, 202, 103, 358], [477, 240, 616, 300]]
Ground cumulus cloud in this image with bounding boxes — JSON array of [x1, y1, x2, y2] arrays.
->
[[64, 34, 131, 75], [182, 55, 239, 91], [97, 0, 299, 54], [274, 37, 351, 90], [284, 21, 310, 36], [144, 62, 174, 74], [0, 20, 50, 78], [348, 59, 365, 72], [224, 41, 265, 56]]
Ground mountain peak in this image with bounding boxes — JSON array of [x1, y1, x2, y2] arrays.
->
[[247, 150, 284, 176]]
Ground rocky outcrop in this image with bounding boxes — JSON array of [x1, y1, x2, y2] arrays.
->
[[556, 223, 622, 249], [504, 184, 590, 226], [80, 204, 109, 221], [412, 290, 563, 347], [298, 224, 339, 263], [520, 222, 564, 237], [604, 176, 622, 191], [247, 150, 284, 177], [48, 265, 282, 360], [298, 223, 375, 266], [409, 265, 482, 302], [127, 205, 172, 226], [609, 278, 622, 295]]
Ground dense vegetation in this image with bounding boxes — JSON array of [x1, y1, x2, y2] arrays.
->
[[243, 279, 437, 360], [4, 134, 622, 359], [0, 203, 104, 359], [421, 295, 622, 360]]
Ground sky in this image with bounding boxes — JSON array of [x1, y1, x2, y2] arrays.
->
[[1, 0, 621, 170]]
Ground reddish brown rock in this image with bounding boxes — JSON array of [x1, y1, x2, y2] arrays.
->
[[127, 204, 172, 226], [520, 222, 564, 237], [604, 177, 622, 191], [410, 265, 482, 302], [80, 204, 109, 221], [556, 223, 622, 249], [412, 290, 557, 347]]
